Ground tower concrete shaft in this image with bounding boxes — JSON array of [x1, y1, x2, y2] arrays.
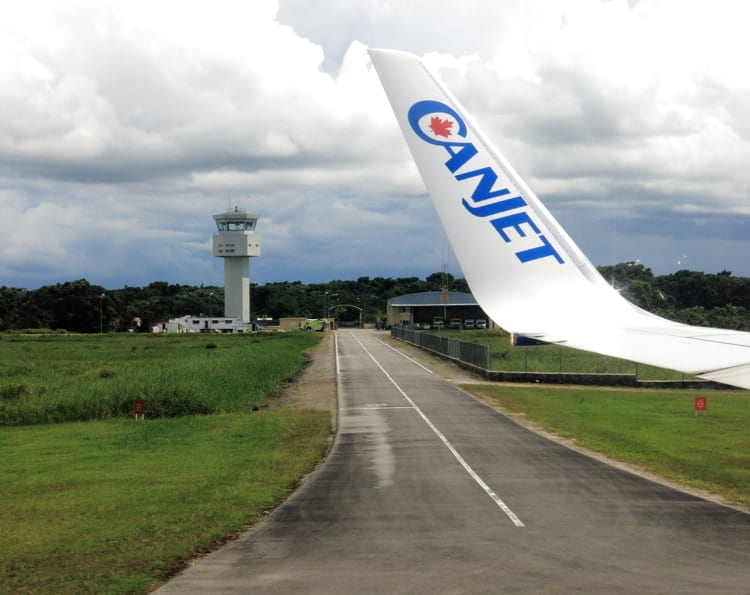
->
[[223, 257, 250, 321]]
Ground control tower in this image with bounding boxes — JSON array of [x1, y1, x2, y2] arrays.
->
[[212, 207, 261, 322]]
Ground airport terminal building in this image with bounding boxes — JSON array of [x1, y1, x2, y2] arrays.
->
[[386, 291, 494, 329]]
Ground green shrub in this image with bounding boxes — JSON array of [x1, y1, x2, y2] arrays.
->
[[0, 383, 28, 400]]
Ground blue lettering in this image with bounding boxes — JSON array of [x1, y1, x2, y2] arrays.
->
[[407, 100, 477, 172], [516, 235, 565, 264], [408, 100, 467, 144], [408, 99, 565, 265], [462, 196, 526, 218], [490, 211, 540, 242], [491, 213, 564, 264], [456, 167, 511, 202], [444, 143, 478, 173]]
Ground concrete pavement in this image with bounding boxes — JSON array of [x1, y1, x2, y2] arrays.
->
[[157, 330, 750, 593]]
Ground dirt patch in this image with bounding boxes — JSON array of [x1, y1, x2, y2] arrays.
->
[[278, 332, 337, 426]]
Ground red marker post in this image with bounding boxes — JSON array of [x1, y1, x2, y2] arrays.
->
[[694, 396, 707, 416], [134, 399, 145, 421]]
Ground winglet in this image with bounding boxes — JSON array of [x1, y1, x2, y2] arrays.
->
[[369, 48, 750, 389], [368, 48, 618, 334]]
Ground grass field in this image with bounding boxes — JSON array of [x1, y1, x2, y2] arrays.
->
[[464, 383, 750, 507], [0, 332, 330, 593], [4, 331, 750, 592]]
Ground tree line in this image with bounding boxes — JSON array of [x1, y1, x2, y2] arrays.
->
[[598, 262, 750, 330], [1, 263, 749, 333], [0, 273, 467, 333]]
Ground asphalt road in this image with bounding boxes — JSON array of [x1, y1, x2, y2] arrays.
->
[[158, 329, 750, 594]]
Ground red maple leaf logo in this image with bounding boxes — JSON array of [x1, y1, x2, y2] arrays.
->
[[429, 116, 454, 138]]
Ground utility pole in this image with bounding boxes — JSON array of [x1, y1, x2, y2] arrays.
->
[[99, 293, 105, 334]]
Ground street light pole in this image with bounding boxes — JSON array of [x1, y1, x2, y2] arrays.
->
[[99, 293, 105, 334], [323, 291, 338, 322]]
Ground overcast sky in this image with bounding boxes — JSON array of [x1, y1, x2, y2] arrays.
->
[[2, 0, 750, 290]]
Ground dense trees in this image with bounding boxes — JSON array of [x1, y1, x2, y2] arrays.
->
[[1, 264, 749, 332], [0, 273, 468, 332], [0, 281, 222, 333], [596, 262, 750, 330]]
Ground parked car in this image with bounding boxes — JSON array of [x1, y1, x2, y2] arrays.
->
[[464, 319, 475, 329], [475, 319, 487, 329]]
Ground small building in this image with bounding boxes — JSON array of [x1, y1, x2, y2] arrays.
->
[[386, 291, 494, 329], [157, 315, 249, 333], [278, 317, 307, 331]]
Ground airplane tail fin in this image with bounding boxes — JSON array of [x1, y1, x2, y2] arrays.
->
[[368, 48, 626, 336], [369, 48, 750, 390]]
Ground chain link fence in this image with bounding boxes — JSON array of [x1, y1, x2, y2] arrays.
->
[[389, 326, 725, 389], [391, 326, 490, 369]]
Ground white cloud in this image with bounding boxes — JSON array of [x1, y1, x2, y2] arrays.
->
[[2, 0, 750, 290]]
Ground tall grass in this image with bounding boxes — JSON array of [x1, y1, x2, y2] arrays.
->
[[0, 332, 320, 425]]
